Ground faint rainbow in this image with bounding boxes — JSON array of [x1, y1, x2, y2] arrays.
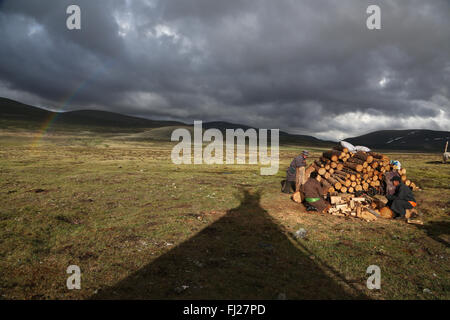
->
[[31, 61, 112, 148]]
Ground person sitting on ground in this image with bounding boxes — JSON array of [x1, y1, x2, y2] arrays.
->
[[384, 160, 401, 196], [301, 171, 330, 214], [387, 176, 417, 220], [282, 150, 309, 194]]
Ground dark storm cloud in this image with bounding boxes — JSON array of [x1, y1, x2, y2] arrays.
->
[[0, 0, 448, 140]]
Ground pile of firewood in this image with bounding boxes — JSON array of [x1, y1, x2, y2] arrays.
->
[[328, 194, 391, 221], [327, 193, 423, 224], [310, 146, 419, 195]]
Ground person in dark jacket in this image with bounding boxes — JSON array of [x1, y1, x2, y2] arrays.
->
[[282, 150, 309, 194], [301, 171, 330, 213], [387, 176, 417, 218], [384, 160, 401, 196]]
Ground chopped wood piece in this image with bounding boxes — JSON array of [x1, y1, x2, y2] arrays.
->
[[292, 191, 302, 203], [407, 219, 424, 225], [379, 207, 394, 219], [330, 196, 342, 205]]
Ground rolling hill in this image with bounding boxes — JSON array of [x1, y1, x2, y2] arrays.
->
[[0, 97, 334, 147], [202, 121, 333, 147], [1, 97, 447, 151], [0, 97, 184, 130]]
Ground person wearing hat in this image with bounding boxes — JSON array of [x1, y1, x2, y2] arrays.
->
[[282, 150, 309, 194], [387, 176, 417, 220], [384, 160, 402, 196]]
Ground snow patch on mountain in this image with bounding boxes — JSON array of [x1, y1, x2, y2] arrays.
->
[[386, 136, 404, 144]]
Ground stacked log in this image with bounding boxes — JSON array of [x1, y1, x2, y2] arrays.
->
[[309, 147, 419, 194]]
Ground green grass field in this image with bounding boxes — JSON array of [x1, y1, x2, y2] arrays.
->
[[0, 128, 449, 300]]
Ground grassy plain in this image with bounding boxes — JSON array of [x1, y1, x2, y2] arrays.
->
[[0, 128, 448, 299]]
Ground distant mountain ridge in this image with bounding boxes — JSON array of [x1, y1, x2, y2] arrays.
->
[[0, 97, 448, 151], [345, 129, 449, 152]]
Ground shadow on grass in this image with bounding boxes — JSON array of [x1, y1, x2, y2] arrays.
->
[[425, 161, 449, 165], [92, 189, 368, 299], [416, 220, 450, 248]]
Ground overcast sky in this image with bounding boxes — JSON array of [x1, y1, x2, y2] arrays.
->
[[0, 0, 449, 140]]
